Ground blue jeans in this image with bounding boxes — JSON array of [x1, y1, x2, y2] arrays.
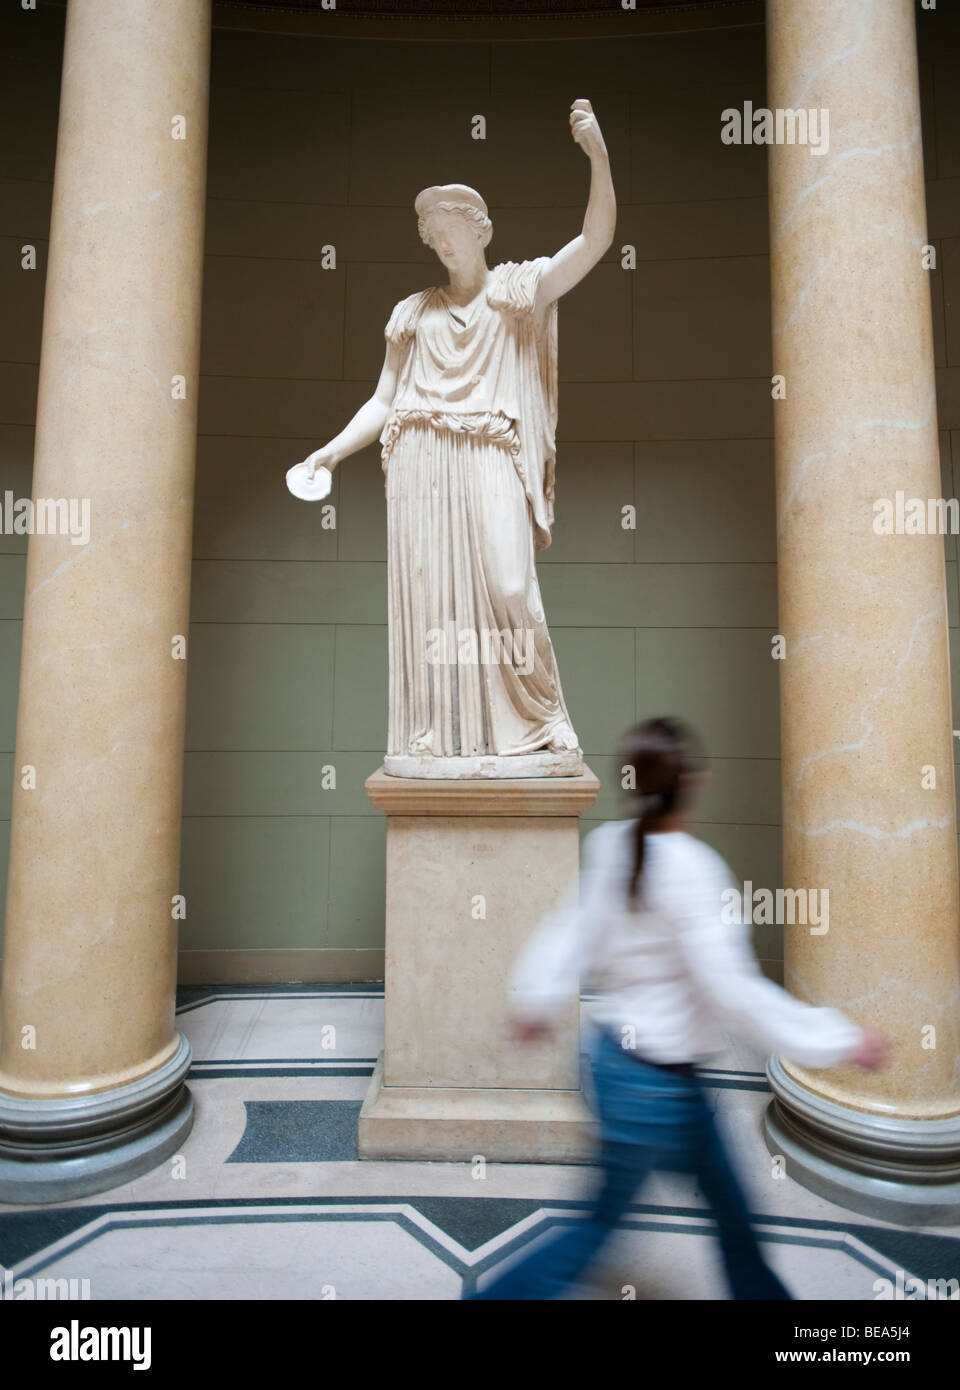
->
[[470, 1030, 791, 1300]]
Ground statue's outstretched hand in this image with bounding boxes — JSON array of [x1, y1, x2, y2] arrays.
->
[[569, 98, 608, 161], [303, 444, 338, 480], [286, 444, 337, 501]]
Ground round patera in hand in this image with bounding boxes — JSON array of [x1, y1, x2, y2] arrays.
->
[[286, 462, 333, 501]]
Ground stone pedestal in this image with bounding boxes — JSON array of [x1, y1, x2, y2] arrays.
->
[[359, 767, 600, 1161]]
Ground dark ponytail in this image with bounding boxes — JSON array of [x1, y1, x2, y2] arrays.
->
[[619, 717, 705, 907]]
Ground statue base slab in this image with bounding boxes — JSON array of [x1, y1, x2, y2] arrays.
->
[[359, 1056, 595, 1162], [360, 765, 601, 1162], [383, 750, 583, 779]]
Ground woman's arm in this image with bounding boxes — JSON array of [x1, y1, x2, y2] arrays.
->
[[301, 338, 407, 478], [664, 844, 883, 1070], [507, 822, 620, 1029], [535, 99, 616, 311]]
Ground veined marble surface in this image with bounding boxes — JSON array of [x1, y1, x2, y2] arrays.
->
[[767, 0, 960, 1120]]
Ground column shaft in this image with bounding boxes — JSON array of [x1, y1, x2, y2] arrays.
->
[[0, 0, 211, 1104], [765, 0, 960, 1218]]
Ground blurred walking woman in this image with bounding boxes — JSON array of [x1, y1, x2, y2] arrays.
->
[[472, 717, 886, 1301]]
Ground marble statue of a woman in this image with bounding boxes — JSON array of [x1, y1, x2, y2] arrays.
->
[[288, 99, 616, 778]]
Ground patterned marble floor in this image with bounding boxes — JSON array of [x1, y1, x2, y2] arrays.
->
[[1, 983, 958, 1301]]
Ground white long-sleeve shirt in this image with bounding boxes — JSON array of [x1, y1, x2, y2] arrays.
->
[[509, 819, 864, 1069]]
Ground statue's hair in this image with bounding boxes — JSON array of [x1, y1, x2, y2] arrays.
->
[[418, 201, 493, 250]]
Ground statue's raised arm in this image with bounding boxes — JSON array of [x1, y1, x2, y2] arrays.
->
[[535, 99, 617, 312]]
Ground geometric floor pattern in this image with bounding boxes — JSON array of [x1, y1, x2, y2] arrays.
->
[[1, 984, 958, 1300]]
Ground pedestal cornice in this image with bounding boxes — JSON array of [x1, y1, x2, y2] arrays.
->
[[365, 764, 601, 816]]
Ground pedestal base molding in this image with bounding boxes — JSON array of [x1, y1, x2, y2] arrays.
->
[[359, 1055, 596, 1162]]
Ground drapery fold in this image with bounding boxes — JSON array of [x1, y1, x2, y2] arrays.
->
[[385, 419, 573, 758], [381, 257, 559, 551]]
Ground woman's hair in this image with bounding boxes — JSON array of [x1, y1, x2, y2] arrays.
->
[[619, 716, 706, 907], [419, 201, 493, 251]]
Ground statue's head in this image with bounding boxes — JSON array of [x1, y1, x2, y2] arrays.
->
[[415, 184, 492, 269]]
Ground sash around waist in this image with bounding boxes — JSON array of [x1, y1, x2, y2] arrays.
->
[[379, 408, 521, 469]]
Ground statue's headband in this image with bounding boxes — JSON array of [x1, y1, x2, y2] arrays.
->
[[414, 184, 489, 222]]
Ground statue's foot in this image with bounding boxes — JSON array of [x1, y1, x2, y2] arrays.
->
[[547, 721, 580, 753], [408, 734, 434, 755]]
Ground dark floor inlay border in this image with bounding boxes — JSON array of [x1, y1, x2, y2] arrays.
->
[[226, 1100, 363, 1163]]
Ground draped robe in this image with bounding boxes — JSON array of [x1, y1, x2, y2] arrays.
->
[[379, 257, 578, 763]]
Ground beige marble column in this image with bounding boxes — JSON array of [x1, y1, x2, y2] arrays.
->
[[765, 0, 960, 1219], [0, 0, 211, 1200]]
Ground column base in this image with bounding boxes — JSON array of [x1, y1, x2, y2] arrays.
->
[[0, 1035, 194, 1205], [763, 1056, 960, 1226], [358, 1055, 597, 1163]]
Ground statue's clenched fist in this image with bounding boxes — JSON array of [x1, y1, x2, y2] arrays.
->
[[569, 98, 608, 161]]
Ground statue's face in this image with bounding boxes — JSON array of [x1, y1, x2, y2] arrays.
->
[[427, 210, 482, 270]]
